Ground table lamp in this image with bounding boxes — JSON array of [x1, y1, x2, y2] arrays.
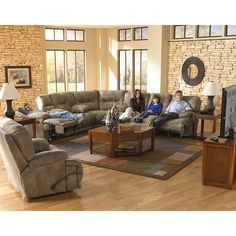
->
[[202, 81, 220, 114], [0, 83, 20, 119]]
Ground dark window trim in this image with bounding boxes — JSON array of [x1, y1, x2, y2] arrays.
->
[[197, 25, 222, 38], [66, 29, 85, 42], [226, 25, 236, 36], [45, 28, 65, 41], [133, 26, 148, 41], [174, 25, 194, 39], [118, 28, 132, 42]]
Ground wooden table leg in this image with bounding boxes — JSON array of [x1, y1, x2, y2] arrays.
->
[[151, 129, 154, 151], [89, 132, 93, 154], [138, 135, 142, 155], [213, 119, 216, 133], [200, 119, 205, 139]]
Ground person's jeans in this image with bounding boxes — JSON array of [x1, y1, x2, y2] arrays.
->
[[153, 112, 179, 128], [139, 111, 157, 119], [49, 111, 78, 121]]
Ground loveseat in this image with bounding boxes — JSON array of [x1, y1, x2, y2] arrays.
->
[[35, 90, 201, 138]]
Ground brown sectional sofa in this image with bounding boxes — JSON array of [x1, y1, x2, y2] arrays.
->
[[35, 90, 201, 138]]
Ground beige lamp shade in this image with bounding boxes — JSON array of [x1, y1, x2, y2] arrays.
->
[[0, 83, 20, 100], [202, 81, 220, 96]]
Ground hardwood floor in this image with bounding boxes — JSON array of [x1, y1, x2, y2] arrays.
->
[[1, 120, 235, 210]]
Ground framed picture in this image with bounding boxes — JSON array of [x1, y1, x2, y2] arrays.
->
[[5, 66, 32, 88]]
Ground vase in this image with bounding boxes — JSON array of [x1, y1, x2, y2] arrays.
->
[[111, 103, 119, 129], [105, 108, 113, 132]]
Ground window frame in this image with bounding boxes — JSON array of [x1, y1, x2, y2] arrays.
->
[[118, 28, 132, 41], [174, 25, 194, 39], [197, 25, 223, 38], [133, 26, 148, 41], [226, 25, 236, 36], [45, 28, 65, 41], [66, 29, 85, 42]]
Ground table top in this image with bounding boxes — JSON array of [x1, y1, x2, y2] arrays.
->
[[14, 116, 36, 122], [195, 113, 221, 120], [89, 125, 154, 135]]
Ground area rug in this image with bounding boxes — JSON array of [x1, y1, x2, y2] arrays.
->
[[57, 135, 202, 180]]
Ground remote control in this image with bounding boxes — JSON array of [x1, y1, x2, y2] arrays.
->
[[210, 137, 219, 142]]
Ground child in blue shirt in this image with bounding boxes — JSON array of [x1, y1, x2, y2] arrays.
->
[[134, 95, 162, 123]]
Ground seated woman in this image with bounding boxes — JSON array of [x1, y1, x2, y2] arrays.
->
[[119, 89, 145, 123], [17, 103, 85, 122], [134, 95, 162, 123]]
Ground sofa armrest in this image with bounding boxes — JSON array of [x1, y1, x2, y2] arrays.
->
[[29, 148, 67, 168], [27, 111, 50, 120], [178, 111, 193, 118], [32, 138, 50, 153]]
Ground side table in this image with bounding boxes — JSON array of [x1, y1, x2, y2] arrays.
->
[[14, 117, 36, 138], [195, 113, 221, 139]]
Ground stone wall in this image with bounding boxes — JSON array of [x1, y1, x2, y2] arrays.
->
[[168, 39, 236, 111], [0, 25, 44, 113]]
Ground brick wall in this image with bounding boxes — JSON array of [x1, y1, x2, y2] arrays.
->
[[168, 39, 236, 111], [0, 25, 44, 113]]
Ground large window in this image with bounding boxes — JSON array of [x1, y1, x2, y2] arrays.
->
[[198, 25, 222, 37], [118, 29, 132, 41], [174, 25, 194, 39], [46, 50, 85, 93], [134, 27, 148, 40], [118, 49, 148, 92], [118, 50, 132, 91], [45, 28, 64, 41]]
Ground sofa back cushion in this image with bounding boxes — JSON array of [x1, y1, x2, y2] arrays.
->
[[72, 90, 99, 112], [36, 94, 54, 112], [99, 90, 126, 110], [183, 96, 201, 112], [148, 93, 172, 114], [50, 92, 75, 111]]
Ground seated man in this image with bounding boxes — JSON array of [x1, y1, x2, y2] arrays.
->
[[152, 90, 192, 133]]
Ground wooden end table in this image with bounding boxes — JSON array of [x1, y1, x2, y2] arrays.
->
[[14, 117, 36, 138], [195, 113, 221, 139], [89, 126, 155, 158]]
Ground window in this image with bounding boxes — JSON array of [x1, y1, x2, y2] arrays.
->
[[134, 27, 148, 40], [174, 25, 194, 39], [226, 25, 236, 36], [134, 50, 147, 92], [118, 50, 132, 90], [46, 50, 85, 93], [118, 29, 132, 41], [198, 25, 222, 38], [67, 29, 85, 41], [118, 49, 148, 92], [45, 28, 64, 41]]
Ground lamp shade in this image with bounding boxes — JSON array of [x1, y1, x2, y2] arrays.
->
[[202, 81, 220, 96], [0, 83, 20, 100]]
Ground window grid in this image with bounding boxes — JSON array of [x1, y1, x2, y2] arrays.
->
[[45, 28, 64, 41], [118, 28, 132, 41], [134, 27, 148, 40]]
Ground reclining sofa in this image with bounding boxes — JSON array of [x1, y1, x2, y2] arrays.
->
[[35, 90, 201, 138]]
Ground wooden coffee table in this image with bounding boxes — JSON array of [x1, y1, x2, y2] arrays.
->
[[88, 125, 155, 158]]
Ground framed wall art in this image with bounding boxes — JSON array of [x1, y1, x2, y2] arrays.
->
[[5, 66, 32, 88]]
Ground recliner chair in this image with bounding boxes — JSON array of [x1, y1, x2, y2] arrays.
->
[[0, 117, 83, 199]]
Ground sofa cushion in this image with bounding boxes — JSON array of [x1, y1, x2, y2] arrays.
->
[[43, 118, 77, 128], [149, 93, 172, 113], [183, 96, 201, 112], [99, 90, 126, 110], [71, 104, 89, 113], [50, 92, 75, 111], [86, 110, 107, 124], [36, 94, 54, 111], [72, 91, 99, 111]]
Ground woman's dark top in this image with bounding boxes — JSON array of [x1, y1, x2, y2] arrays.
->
[[130, 97, 145, 113]]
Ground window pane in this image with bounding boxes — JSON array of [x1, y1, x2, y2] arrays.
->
[[186, 25, 194, 38], [76, 30, 84, 41], [175, 26, 185, 39], [142, 27, 148, 39], [119, 30, 125, 41], [119, 51, 126, 90], [76, 51, 85, 91], [45, 29, 54, 40], [134, 50, 141, 90], [46, 51, 56, 93], [55, 29, 64, 40], [211, 25, 222, 36], [55, 51, 65, 92], [227, 25, 236, 36], [67, 51, 76, 91], [141, 50, 148, 92], [134, 28, 142, 40], [67, 30, 76, 41], [126, 51, 132, 91], [126, 29, 132, 40], [198, 25, 209, 37]]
